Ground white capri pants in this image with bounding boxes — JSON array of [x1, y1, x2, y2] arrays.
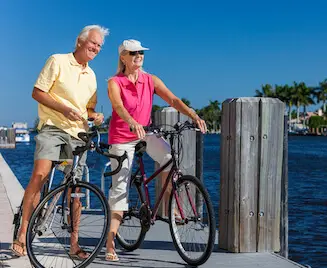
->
[[108, 134, 172, 211]]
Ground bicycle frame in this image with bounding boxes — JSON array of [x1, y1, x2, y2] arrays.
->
[[35, 154, 83, 234], [132, 133, 194, 223]]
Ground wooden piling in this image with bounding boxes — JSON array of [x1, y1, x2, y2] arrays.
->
[[219, 97, 285, 253], [0, 128, 15, 149]]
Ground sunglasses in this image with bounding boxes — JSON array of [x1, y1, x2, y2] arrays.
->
[[129, 50, 144, 56]]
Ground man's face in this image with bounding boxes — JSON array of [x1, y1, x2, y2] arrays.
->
[[78, 30, 103, 61]]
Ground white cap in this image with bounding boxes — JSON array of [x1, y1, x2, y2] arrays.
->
[[118, 39, 149, 54]]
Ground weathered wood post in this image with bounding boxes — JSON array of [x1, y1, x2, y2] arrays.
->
[[0, 128, 15, 149], [280, 113, 289, 258], [153, 107, 199, 217], [219, 97, 285, 253]]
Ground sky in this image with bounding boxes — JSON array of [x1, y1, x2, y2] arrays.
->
[[1, 0, 327, 127]]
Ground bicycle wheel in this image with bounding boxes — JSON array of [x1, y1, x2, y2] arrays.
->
[[168, 175, 216, 266], [116, 179, 146, 251], [26, 181, 109, 268]]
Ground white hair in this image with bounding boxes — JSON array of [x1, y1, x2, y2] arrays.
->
[[75, 25, 109, 49]]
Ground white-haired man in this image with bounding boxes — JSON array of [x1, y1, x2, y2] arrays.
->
[[11, 25, 109, 259]]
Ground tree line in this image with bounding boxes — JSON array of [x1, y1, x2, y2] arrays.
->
[[255, 79, 327, 128]]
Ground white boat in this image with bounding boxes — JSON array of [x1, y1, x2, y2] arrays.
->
[[12, 122, 30, 143]]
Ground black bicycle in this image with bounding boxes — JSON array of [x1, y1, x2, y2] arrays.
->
[[25, 126, 127, 268]]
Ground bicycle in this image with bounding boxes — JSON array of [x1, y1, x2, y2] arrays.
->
[[114, 121, 216, 266], [25, 126, 127, 268]]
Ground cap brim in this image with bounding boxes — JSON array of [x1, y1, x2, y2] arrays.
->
[[129, 47, 150, 51]]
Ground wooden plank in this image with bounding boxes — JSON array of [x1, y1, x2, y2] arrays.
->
[[257, 98, 284, 252], [227, 98, 241, 252], [280, 112, 289, 258], [239, 97, 259, 252], [272, 100, 284, 251], [179, 112, 196, 176], [257, 97, 270, 251], [219, 99, 231, 249]]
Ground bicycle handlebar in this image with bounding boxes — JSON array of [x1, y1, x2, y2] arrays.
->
[[75, 125, 127, 177], [144, 121, 200, 136]]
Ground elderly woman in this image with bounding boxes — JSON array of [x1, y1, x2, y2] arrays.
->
[[106, 39, 207, 261]]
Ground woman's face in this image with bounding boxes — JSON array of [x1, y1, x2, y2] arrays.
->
[[121, 50, 144, 71]]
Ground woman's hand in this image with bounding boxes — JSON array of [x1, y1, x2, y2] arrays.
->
[[129, 121, 146, 139], [193, 116, 207, 133]]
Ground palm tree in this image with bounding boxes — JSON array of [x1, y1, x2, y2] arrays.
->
[[255, 84, 275, 97], [198, 100, 221, 132], [314, 79, 327, 112], [181, 98, 191, 107], [292, 82, 315, 123]]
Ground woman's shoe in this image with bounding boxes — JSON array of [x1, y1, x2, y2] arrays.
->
[[105, 252, 119, 262]]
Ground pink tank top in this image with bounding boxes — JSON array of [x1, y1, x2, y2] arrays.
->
[[108, 70, 155, 144]]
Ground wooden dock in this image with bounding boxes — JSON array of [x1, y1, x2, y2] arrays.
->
[[0, 153, 306, 268]]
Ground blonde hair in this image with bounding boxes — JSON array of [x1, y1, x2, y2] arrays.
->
[[75, 25, 109, 49]]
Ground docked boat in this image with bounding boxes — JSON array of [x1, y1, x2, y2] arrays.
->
[[12, 122, 30, 143]]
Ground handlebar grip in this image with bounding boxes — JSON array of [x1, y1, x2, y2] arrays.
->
[[143, 126, 150, 132], [99, 142, 110, 150], [73, 145, 87, 155], [77, 132, 89, 143], [103, 151, 128, 177]]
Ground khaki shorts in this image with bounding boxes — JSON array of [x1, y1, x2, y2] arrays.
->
[[34, 125, 87, 178]]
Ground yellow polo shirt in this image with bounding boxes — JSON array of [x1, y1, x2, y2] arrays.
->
[[35, 53, 97, 139]]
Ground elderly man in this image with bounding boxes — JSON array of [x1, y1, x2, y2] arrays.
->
[[11, 25, 109, 259]]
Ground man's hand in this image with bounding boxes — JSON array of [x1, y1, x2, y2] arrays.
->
[[93, 113, 104, 126], [63, 107, 83, 121]]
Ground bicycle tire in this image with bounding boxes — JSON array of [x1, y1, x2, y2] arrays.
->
[[168, 175, 216, 266], [116, 179, 147, 251], [26, 181, 109, 268]]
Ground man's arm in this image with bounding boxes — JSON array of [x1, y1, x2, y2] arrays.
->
[[33, 56, 82, 121], [86, 92, 103, 125], [32, 87, 82, 121]]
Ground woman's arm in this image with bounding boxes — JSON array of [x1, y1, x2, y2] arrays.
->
[[152, 75, 207, 133], [107, 79, 146, 138]]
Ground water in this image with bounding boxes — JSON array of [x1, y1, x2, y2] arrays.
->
[[1, 134, 327, 267]]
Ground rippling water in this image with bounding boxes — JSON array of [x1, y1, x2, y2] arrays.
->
[[1, 134, 326, 267]]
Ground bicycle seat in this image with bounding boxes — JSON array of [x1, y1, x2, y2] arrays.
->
[[135, 141, 147, 156]]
